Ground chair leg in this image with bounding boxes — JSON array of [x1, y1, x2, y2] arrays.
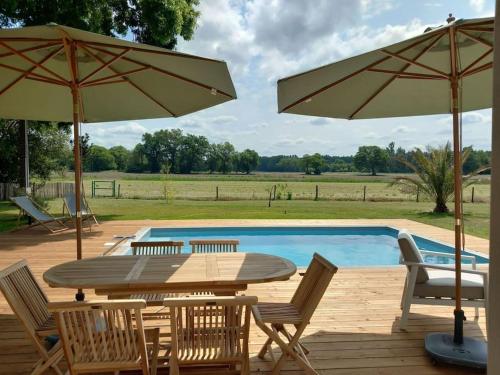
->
[[258, 337, 273, 359], [31, 349, 64, 375], [400, 267, 418, 331], [400, 276, 408, 310], [256, 320, 318, 375]]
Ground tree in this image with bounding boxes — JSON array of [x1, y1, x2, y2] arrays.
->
[[354, 146, 389, 176], [237, 149, 259, 174], [0, 120, 71, 183], [218, 142, 236, 174], [206, 144, 221, 173], [109, 146, 131, 171], [84, 145, 116, 172], [0, 0, 199, 49], [0, 0, 200, 181], [126, 144, 148, 173], [177, 134, 209, 173], [392, 143, 489, 213], [302, 153, 325, 175]]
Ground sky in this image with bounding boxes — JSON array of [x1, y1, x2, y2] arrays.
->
[[82, 0, 495, 156]]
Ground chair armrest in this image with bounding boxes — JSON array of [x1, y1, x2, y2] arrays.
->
[[404, 262, 487, 276], [419, 250, 477, 269]]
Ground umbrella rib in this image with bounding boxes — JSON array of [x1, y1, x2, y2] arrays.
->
[[459, 48, 493, 77], [79, 48, 131, 84], [77, 42, 176, 117], [460, 27, 493, 32], [79, 40, 224, 63], [0, 61, 67, 85], [0, 45, 66, 97], [25, 76, 68, 86], [380, 50, 449, 78], [279, 31, 441, 113], [0, 41, 61, 59], [82, 79, 127, 87], [366, 68, 446, 79], [457, 30, 493, 48], [461, 61, 492, 77], [0, 41, 68, 83], [80, 67, 150, 87], [349, 32, 447, 119], [83, 43, 235, 99]]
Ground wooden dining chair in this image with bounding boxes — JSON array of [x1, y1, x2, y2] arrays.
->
[[0, 260, 64, 375], [163, 295, 257, 374], [131, 240, 184, 255], [125, 241, 184, 306], [190, 239, 239, 253], [48, 299, 160, 375], [252, 253, 338, 375]]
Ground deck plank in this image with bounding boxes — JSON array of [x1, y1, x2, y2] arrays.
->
[[0, 219, 488, 374]]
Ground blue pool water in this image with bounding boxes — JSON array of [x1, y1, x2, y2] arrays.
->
[[128, 226, 488, 267]]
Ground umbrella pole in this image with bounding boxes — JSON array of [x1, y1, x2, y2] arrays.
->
[[451, 77, 464, 345], [68, 41, 85, 302], [424, 20, 486, 369]]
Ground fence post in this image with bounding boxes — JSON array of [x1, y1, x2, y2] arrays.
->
[[268, 189, 272, 207], [216, 186, 219, 201], [91, 181, 95, 198], [416, 186, 420, 202], [472, 186, 475, 203], [315, 185, 319, 201], [112, 180, 116, 197], [363, 185, 367, 202], [117, 184, 121, 198]]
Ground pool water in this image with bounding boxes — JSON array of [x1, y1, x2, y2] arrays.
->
[[127, 226, 488, 267]]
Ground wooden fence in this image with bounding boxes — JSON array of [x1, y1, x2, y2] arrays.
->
[[0, 182, 74, 201]]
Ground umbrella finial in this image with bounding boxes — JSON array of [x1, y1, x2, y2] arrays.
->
[[447, 13, 456, 23]]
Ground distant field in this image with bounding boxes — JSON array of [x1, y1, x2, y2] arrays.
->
[[49, 171, 491, 202], [2, 171, 490, 239], [0, 199, 490, 239]]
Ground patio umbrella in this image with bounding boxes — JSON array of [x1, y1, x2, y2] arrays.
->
[[0, 24, 236, 300], [277, 14, 492, 369]]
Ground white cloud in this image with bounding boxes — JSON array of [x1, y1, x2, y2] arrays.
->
[[83, 1, 493, 156], [391, 125, 416, 134], [361, 0, 396, 18], [470, 0, 485, 12]]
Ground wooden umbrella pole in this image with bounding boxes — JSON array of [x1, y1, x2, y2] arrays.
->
[[449, 23, 464, 345], [66, 40, 85, 301]]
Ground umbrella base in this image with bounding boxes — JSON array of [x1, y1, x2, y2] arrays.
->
[[425, 333, 487, 370]]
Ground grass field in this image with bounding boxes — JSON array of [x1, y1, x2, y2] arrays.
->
[[47, 171, 491, 202], [0, 198, 490, 239]]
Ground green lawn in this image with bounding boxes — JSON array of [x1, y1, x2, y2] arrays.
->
[[0, 199, 490, 239]]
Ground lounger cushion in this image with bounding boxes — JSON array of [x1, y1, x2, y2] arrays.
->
[[398, 230, 429, 283], [414, 270, 485, 300]]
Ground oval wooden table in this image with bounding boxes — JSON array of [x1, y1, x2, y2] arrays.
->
[[43, 253, 297, 297]]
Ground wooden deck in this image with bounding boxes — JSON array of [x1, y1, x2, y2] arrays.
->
[[0, 219, 488, 374]]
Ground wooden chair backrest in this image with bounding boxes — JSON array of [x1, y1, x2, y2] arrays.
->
[[48, 300, 149, 374], [291, 253, 338, 323], [164, 296, 256, 363], [189, 239, 239, 253], [130, 241, 184, 255], [0, 260, 50, 352]]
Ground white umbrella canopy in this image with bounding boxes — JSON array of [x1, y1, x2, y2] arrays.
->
[[278, 17, 492, 119], [0, 24, 236, 122], [277, 15, 492, 368], [0, 24, 236, 301]]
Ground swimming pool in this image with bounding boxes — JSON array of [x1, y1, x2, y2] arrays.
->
[[116, 226, 489, 267]]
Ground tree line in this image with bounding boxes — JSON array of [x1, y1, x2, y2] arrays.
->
[[82, 129, 260, 175], [0, 120, 491, 183]]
